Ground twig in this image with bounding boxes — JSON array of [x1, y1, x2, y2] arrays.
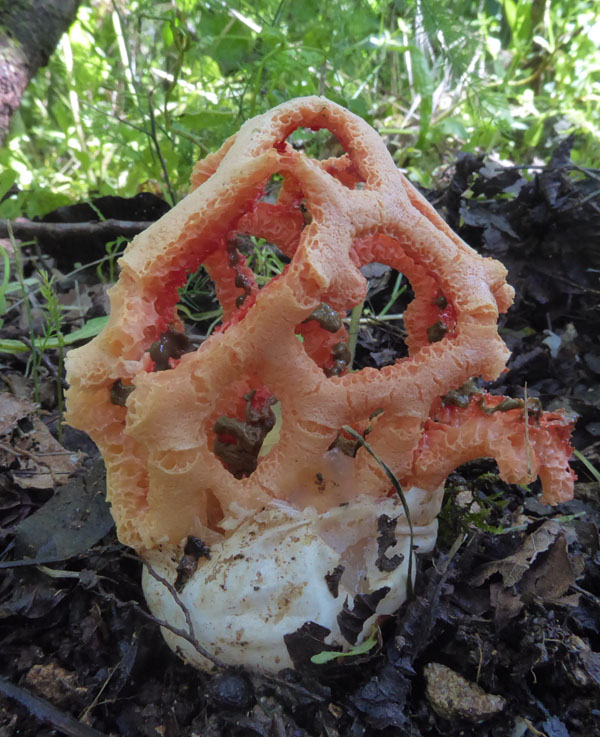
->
[[0, 676, 109, 737], [122, 552, 228, 669], [571, 582, 600, 607], [147, 90, 176, 204], [0, 218, 154, 241], [260, 673, 330, 703], [86, 571, 227, 671], [524, 718, 549, 737], [0, 439, 59, 485], [0, 556, 80, 569]]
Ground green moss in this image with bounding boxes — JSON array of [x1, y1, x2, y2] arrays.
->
[[437, 475, 510, 547]]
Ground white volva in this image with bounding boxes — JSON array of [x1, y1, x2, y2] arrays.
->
[[142, 487, 444, 672]]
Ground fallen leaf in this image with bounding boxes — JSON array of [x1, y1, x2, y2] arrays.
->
[[519, 533, 582, 605], [350, 662, 409, 729], [0, 578, 68, 619], [470, 521, 561, 588], [470, 523, 582, 627], [488, 581, 524, 628], [0, 394, 82, 489], [0, 393, 31, 434], [13, 459, 113, 562], [541, 715, 571, 737]]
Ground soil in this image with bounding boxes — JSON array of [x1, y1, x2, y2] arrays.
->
[[1, 139, 599, 737]]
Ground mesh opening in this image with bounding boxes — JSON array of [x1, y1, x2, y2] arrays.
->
[[258, 173, 283, 203], [176, 265, 221, 339], [172, 231, 288, 344], [277, 128, 365, 189], [287, 127, 346, 160], [292, 262, 412, 377], [351, 234, 456, 358], [353, 264, 411, 371]]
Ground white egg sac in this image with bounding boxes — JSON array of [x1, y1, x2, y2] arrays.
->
[[142, 487, 444, 673]]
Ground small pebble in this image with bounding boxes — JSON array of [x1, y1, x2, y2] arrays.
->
[[424, 662, 506, 723], [208, 670, 254, 710]]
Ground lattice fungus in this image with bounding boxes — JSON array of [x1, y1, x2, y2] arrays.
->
[[65, 97, 575, 673]]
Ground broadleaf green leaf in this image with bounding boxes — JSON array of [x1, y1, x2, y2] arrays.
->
[[0, 316, 109, 355], [310, 628, 380, 665]]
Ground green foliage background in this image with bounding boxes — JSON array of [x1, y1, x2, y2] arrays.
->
[[1, 0, 599, 216]]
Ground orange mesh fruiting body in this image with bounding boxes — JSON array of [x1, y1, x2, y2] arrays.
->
[[65, 97, 575, 551]]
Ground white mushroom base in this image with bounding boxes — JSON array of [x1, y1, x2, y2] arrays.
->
[[142, 487, 445, 673]]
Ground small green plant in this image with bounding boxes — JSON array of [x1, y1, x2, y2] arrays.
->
[[346, 271, 407, 367], [10, 231, 43, 403], [2, 0, 598, 208], [246, 238, 285, 284], [437, 480, 508, 547], [5, 228, 70, 427], [0, 247, 113, 354], [311, 623, 380, 665], [38, 270, 66, 439], [0, 316, 109, 356], [175, 265, 222, 337], [573, 448, 600, 484], [0, 243, 10, 329], [97, 236, 128, 283], [378, 272, 407, 318]]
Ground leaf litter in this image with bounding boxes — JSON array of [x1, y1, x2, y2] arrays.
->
[[0, 394, 82, 489], [0, 141, 599, 736]]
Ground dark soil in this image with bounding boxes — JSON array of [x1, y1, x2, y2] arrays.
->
[[1, 139, 599, 737]]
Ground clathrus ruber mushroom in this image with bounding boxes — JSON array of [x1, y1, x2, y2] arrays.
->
[[65, 97, 575, 673]]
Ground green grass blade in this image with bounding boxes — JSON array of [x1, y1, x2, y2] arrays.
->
[[341, 425, 415, 599]]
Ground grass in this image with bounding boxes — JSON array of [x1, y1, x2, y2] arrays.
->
[[38, 270, 66, 439], [10, 229, 43, 403], [342, 424, 415, 599], [573, 448, 600, 484]]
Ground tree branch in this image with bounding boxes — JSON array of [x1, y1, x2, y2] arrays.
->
[[0, 218, 153, 241], [0, 676, 109, 737]]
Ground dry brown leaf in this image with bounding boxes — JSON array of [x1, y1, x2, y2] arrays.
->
[[470, 520, 561, 588], [471, 522, 582, 627], [0, 393, 31, 435], [519, 532, 583, 605], [0, 393, 82, 488], [488, 582, 524, 627]]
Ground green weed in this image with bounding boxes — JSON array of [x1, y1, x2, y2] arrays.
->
[[573, 448, 600, 484], [10, 230, 43, 403], [0, 243, 10, 329], [246, 239, 285, 284], [38, 270, 66, 439], [96, 236, 128, 284], [1, 0, 596, 211]]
